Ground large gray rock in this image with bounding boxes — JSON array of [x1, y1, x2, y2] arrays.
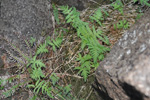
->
[[0, 0, 52, 63], [0, 0, 52, 99], [95, 9, 150, 100]]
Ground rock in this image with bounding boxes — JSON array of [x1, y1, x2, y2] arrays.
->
[[95, 9, 150, 100], [0, 0, 52, 64], [0, 0, 52, 99], [52, 0, 112, 10]]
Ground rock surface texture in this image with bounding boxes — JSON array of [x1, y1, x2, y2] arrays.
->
[[0, 0, 52, 99], [95, 9, 150, 100], [0, 0, 52, 64]]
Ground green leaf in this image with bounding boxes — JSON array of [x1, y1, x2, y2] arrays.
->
[[31, 68, 45, 80], [30, 95, 37, 100], [81, 69, 89, 82], [46, 36, 52, 46], [98, 54, 104, 61], [50, 73, 59, 85], [52, 4, 60, 24], [47, 90, 53, 98], [63, 84, 72, 95], [103, 8, 109, 16], [36, 81, 45, 94], [30, 37, 36, 47], [52, 45, 56, 51], [27, 84, 35, 88], [34, 60, 46, 68], [42, 82, 48, 94], [90, 8, 104, 26], [76, 54, 92, 64], [36, 43, 48, 55]]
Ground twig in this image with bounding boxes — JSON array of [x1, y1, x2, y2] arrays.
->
[[86, 88, 93, 100]]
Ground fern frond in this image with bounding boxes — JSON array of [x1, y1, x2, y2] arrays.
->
[[60, 6, 72, 14], [75, 66, 89, 82], [61, 6, 110, 81], [34, 59, 46, 68], [52, 37, 63, 48], [30, 67, 45, 80], [50, 73, 60, 85], [46, 36, 63, 51], [27, 56, 46, 68], [75, 54, 92, 81], [63, 84, 72, 95], [60, 6, 88, 29], [30, 37, 36, 47], [81, 69, 89, 82], [76, 54, 92, 64], [87, 38, 110, 63], [90, 8, 104, 26], [46, 36, 52, 46], [92, 27, 110, 45], [52, 4, 60, 24], [32, 80, 54, 98], [34, 80, 45, 94], [81, 37, 88, 50], [3, 83, 21, 98], [88, 43, 100, 63], [36, 43, 48, 55]]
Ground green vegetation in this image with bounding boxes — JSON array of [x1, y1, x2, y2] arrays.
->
[[133, 0, 150, 6], [1, 0, 150, 99], [90, 8, 107, 26], [59, 6, 110, 81], [52, 4, 60, 24], [111, 0, 124, 14], [114, 20, 129, 30], [46, 36, 63, 52]]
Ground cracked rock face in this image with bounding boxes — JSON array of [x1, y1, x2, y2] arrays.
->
[[95, 9, 150, 100]]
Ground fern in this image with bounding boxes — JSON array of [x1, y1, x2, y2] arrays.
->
[[3, 83, 21, 98], [50, 73, 60, 85], [75, 54, 92, 81], [114, 20, 129, 30], [63, 84, 72, 95], [134, 0, 150, 6], [141, 0, 150, 6], [53, 37, 63, 48], [30, 37, 36, 47], [60, 6, 88, 28], [0, 78, 5, 90], [78, 25, 110, 63], [52, 4, 60, 24], [29, 95, 37, 100], [27, 55, 46, 80], [27, 56, 45, 68], [111, 0, 124, 14], [46, 36, 63, 51], [28, 80, 54, 98], [36, 43, 48, 55], [75, 63, 90, 82], [76, 53, 92, 64], [61, 6, 110, 81], [30, 67, 45, 80], [102, 8, 109, 16], [27, 74, 73, 99], [88, 41, 109, 63], [90, 8, 104, 26]]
